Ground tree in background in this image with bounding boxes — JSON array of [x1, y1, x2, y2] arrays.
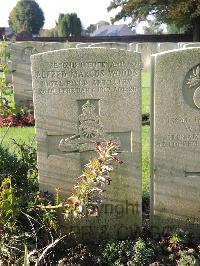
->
[[39, 28, 57, 37], [167, 23, 192, 34], [9, 0, 44, 35], [108, 0, 200, 40], [143, 19, 164, 35], [84, 24, 96, 35], [95, 20, 110, 29], [84, 21, 110, 36], [56, 14, 70, 37], [56, 13, 82, 37]]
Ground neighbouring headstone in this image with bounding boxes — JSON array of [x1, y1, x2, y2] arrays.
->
[[183, 43, 200, 48], [129, 42, 137, 51], [11, 41, 68, 106], [178, 42, 192, 48], [151, 48, 200, 235], [158, 42, 178, 52], [76, 43, 92, 48], [31, 48, 142, 241], [136, 42, 158, 70], [89, 42, 128, 50]]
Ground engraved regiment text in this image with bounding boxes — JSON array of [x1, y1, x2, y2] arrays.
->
[[34, 60, 138, 95]]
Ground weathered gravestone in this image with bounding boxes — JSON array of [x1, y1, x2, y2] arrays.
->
[[178, 42, 192, 48], [151, 48, 200, 235], [76, 43, 92, 48], [183, 43, 200, 48], [89, 42, 128, 50], [11, 42, 69, 106], [136, 42, 158, 70], [129, 42, 137, 52], [158, 42, 178, 52], [31, 48, 142, 241]]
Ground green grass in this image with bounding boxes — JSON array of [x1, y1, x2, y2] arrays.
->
[[142, 126, 150, 196], [142, 70, 150, 88], [0, 127, 35, 154], [142, 70, 150, 114]]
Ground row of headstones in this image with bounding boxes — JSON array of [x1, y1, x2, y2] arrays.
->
[[8, 41, 200, 107], [7, 41, 200, 106], [78, 41, 200, 69], [30, 47, 200, 242]]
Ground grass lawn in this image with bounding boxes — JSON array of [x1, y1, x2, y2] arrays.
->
[[0, 127, 35, 154], [142, 126, 150, 196], [142, 70, 150, 114]]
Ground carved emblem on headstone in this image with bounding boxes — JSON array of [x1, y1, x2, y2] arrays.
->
[[59, 100, 118, 153], [186, 65, 200, 109]]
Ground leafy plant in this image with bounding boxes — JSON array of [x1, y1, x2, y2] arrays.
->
[[177, 249, 199, 266], [97, 239, 135, 265], [130, 238, 155, 266], [0, 139, 123, 265], [37, 140, 123, 221], [0, 37, 13, 117]]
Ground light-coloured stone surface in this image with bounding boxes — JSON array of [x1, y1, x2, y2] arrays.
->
[[89, 42, 128, 50], [11, 41, 68, 106], [178, 42, 193, 48], [183, 43, 200, 48], [76, 43, 92, 48], [158, 42, 178, 52], [151, 48, 200, 235], [129, 42, 137, 51], [31, 48, 142, 241], [136, 42, 158, 70]]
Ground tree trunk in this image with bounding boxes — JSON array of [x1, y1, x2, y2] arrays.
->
[[193, 17, 200, 41]]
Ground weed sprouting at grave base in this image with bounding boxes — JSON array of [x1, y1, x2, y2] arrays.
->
[[0, 139, 123, 264], [36, 140, 123, 220], [1, 137, 199, 265]]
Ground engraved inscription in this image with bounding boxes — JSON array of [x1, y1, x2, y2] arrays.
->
[[157, 134, 199, 148], [167, 116, 200, 132], [48, 61, 126, 69], [33, 60, 138, 96]]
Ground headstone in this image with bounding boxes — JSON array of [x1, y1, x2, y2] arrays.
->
[[76, 43, 92, 48], [89, 42, 128, 50], [178, 42, 192, 48], [136, 42, 158, 70], [151, 48, 200, 235], [129, 42, 137, 51], [64, 42, 79, 48], [183, 43, 200, 48], [11, 41, 68, 106], [158, 42, 178, 52], [31, 48, 142, 242]]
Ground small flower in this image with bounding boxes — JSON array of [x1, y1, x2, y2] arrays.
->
[[66, 196, 80, 208]]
